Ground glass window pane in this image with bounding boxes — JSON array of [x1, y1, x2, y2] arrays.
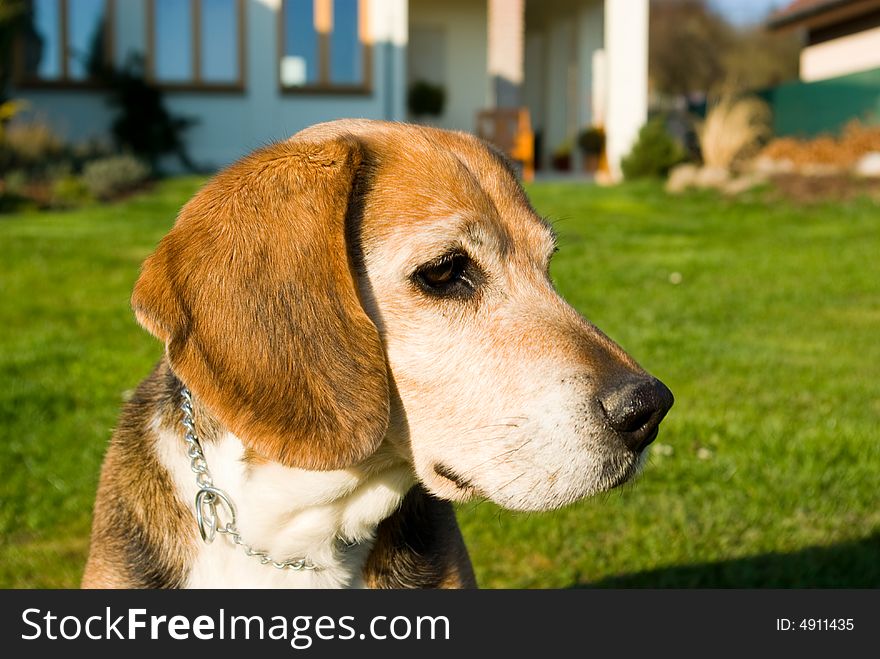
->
[[27, 0, 62, 80], [281, 0, 317, 87], [200, 0, 238, 83], [154, 0, 193, 82], [330, 0, 362, 85], [67, 0, 107, 80]]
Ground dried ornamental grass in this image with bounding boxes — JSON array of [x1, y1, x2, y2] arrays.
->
[[2, 120, 64, 164], [759, 121, 880, 168], [699, 95, 772, 170]]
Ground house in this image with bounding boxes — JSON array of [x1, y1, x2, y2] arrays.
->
[[768, 0, 880, 82], [765, 0, 880, 136], [9, 0, 648, 178]]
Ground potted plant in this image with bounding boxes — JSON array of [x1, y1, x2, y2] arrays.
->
[[577, 126, 605, 173], [552, 139, 572, 171], [407, 80, 446, 122]]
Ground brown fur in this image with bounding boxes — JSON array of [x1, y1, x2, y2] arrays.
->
[[82, 362, 195, 588], [131, 137, 389, 471]]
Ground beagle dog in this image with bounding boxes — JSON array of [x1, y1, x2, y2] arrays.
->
[[82, 119, 673, 589]]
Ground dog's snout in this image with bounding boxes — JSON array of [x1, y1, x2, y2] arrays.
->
[[598, 377, 674, 452]]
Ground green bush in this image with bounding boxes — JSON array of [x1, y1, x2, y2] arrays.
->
[[70, 138, 114, 170], [50, 175, 92, 209], [104, 56, 197, 171], [621, 118, 686, 180], [0, 168, 29, 213], [3, 169, 27, 195], [82, 155, 150, 201]]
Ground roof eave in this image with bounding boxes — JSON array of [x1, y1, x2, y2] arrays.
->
[[766, 0, 855, 30]]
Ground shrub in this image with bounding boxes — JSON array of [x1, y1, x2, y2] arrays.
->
[[103, 56, 197, 171], [50, 175, 92, 209], [3, 169, 27, 195], [699, 95, 771, 170], [621, 118, 686, 180], [82, 155, 150, 201], [0, 1, 26, 93], [70, 138, 114, 170], [1, 119, 64, 167]]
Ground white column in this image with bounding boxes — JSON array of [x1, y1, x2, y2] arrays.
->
[[487, 0, 525, 107], [604, 0, 649, 181], [371, 0, 408, 121]]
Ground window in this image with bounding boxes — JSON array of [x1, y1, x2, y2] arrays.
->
[[280, 0, 371, 93], [18, 0, 113, 85], [147, 0, 244, 90]]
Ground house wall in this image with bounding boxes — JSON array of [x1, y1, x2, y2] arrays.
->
[[523, 31, 545, 137], [801, 25, 880, 82], [11, 0, 408, 169], [523, 0, 603, 171], [576, 2, 603, 131], [407, 0, 489, 131], [543, 15, 575, 167]]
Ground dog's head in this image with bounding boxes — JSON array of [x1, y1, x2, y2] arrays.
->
[[133, 120, 672, 512]]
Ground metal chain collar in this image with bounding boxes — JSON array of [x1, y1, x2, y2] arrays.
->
[[180, 386, 319, 571]]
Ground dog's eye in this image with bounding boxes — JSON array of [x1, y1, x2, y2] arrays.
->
[[413, 253, 477, 299], [422, 257, 458, 285]]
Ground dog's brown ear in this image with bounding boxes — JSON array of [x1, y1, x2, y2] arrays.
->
[[132, 137, 388, 470]]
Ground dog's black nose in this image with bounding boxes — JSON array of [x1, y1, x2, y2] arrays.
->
[[599, 377, 674, 452]]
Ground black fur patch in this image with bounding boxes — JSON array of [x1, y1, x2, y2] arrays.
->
[[365, 485, 476, 589], [111, 500, 186, 589]]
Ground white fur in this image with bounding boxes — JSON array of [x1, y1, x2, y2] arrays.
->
[[153, 418, 415, 588]]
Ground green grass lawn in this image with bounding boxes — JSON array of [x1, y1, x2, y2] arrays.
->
[[1, 178, 878, 588]]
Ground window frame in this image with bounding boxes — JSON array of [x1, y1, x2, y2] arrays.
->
[[278, 0, 372, 95], [14, 0, 116, 89], [146, 0, 246, 93]]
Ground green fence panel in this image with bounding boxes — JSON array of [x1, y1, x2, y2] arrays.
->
[[764, 68, 880, 137]]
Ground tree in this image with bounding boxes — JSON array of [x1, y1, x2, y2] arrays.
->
[[103, 56, 198, 172], [650, 0, 801, 97], [0, 0, 27, 100], [650, 0, 733, 97], [722, 26, 800, 90]]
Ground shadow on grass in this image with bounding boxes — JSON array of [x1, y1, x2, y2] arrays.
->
[[573, 533, 880, 588]]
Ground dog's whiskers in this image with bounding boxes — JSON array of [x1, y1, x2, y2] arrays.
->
[[455, 417, 527, 438], [495, 470, 526, 495], [454, 437, 535, 481]]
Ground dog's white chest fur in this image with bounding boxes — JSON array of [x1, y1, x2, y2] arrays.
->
[[156, 422, 414, 588]]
